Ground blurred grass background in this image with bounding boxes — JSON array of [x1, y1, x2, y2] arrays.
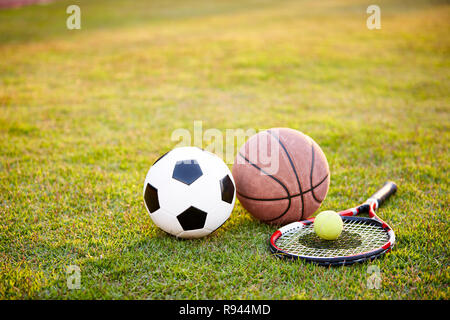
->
[[0, 0, 449, 299]]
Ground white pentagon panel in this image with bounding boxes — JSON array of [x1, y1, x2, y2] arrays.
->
[[204, 197, 235, 232], [149, 208, 184, 236], [178, 228, 213, 239]]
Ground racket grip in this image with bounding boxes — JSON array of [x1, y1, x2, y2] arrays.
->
[[368, 181, 397, 207]]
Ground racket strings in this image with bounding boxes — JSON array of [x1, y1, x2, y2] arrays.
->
[[275, 219, 389, 258]]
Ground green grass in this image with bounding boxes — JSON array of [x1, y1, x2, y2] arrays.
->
[[0, 0, 449, 299]]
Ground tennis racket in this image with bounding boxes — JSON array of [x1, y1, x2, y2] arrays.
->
[[269, 182, 397, 266]]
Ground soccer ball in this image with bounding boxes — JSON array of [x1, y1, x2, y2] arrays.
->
[[143, 147, 236, 239]]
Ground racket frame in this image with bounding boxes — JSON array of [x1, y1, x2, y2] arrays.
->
[[269, 189, 396, 266]]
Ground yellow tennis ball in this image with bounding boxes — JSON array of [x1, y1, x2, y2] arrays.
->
[[313, 210, 343, 240]]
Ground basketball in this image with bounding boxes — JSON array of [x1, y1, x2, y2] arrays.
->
[[232, 128, 330, 225]]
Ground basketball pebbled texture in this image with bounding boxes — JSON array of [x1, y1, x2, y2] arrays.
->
[[232, 128, 330, 225]]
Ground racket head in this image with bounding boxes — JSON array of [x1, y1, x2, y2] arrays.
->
[[269, 215, 395, 266]]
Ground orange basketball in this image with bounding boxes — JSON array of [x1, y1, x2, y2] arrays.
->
[[232, 128, 330, 225]]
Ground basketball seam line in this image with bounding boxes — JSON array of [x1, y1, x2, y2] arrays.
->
[[237, 152, 292, 222], [266, 129, 305, 220], [236, 173, 329, 201], [309, 144, 322, 203]]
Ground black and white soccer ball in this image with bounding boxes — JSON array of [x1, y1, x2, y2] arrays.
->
[[143, 147, 236, 239]]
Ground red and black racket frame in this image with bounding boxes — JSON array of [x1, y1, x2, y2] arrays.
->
[[269, 182, 397, 266]]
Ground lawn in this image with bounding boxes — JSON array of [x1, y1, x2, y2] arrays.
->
[[0, 0, 449, 299]]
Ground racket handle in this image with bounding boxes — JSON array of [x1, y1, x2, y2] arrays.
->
[[367, 181, 397, 207]]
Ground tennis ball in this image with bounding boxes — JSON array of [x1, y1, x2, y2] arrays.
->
[[313, 210, 343, 240]]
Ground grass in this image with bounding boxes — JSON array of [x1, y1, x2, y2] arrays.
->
[[0, 0, 449, 299]]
